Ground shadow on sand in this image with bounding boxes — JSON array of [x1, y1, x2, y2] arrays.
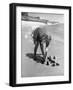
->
[[26, 53, 45, 64], [26, 53, 60, 66]]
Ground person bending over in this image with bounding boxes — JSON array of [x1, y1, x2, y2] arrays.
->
[[31, 26, 52, 63]]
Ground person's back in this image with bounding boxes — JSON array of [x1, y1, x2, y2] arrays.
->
[[31, 26, 52, 63], [32, 27, 50, 43]]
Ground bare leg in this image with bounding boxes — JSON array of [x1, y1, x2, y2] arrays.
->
[[40, 43, 44, 56], [34, 41, 39, 57], [40, 42, 46, 62], [43, 43, 47, 60], [45, 47, 48, 62]]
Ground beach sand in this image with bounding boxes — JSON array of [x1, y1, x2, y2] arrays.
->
[[21, 21, 64, 77]]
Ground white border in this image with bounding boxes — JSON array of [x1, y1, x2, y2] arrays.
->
[[16, 6, 69, 84]]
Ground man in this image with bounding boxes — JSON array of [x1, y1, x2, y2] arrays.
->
[[31, 25, 52, 63]]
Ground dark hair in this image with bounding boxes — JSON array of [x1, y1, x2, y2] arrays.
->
[[46, 36, 51, 47]]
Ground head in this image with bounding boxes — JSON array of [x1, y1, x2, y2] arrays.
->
[[48, 36, 52, 41], [46, 36, 52, 47], [41, 36, 51, 57]]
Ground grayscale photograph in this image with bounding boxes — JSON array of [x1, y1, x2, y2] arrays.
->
[[10, 4, 71, 86], [21, 12, 64, 77]]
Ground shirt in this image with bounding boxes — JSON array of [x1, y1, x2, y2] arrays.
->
[[32, 26, 51, 47]]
